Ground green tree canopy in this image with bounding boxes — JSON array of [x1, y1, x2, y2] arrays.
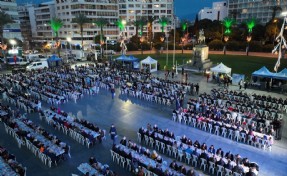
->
[[72, 13, 90, 49], [246, 18, 256, 33], [158, 16, 170, 33], [222, 18, 235, 35], [94, 18, 108, 44]]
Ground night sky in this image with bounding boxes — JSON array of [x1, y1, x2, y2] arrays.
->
[[16, 0, 217, 20]]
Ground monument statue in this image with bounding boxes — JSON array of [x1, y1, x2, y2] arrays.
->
[[198, 29, 205, 44]]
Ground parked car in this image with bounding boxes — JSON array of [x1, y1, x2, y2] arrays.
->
[[26, 60, 48, 71]]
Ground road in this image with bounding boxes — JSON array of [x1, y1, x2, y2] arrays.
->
[[126, 50, 278, 58]]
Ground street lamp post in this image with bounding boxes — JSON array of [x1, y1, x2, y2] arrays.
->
[[106, 36, 109, 59], [181, 37, 185, 54], [246, 36, 252, 56], [223, 36, 229, 55], [166, 33, 169, 67], [140, 37, 144, 55]]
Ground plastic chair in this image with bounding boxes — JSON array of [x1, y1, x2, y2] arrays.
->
[[209, 161, 215, 174], [199, 158, 207, 171], [177, 149, 184, 162], [228, 129, 234, 139], [191, 154, 198, 167], [225, 168, 233, 176], [214, 126, 220, 135], [221, 127, 227, 138], [137, 132, 142, 143], [216, 165, 224, 176], [185, 153, 191, 165], [160, 142, 166, 153]]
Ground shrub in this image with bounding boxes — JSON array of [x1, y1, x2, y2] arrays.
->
[[208, 39, 224, 50]]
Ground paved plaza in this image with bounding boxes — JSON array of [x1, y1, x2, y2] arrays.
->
[[0, 69, 287, 176]]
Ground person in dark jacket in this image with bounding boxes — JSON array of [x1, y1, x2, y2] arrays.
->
[[109, 124, 117, 144]]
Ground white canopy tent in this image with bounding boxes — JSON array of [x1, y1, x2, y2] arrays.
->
[[140, 56, 158, 72], [210, 62, 232, 75]]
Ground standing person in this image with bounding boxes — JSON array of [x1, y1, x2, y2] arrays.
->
[[109, 124, 117, 144], [244, 81, 248, 90], [185, 73, 188, 83], [195, 83, 199, 95], [239, 79, 243, 90], [172, 70, 175, 79], [111, 88, 115, 99], [181, 67, 184, 75], [110, 83, 115, 99], [167, 70, 170, 77], [206, 73, 210, 82]]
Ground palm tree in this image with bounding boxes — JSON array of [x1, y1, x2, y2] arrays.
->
[[94, 18, 108, 58], [246, 18, 256, 33], [158, 16, 170, 33], [0, 11, 13, 57], [147, 16, 155, 43], [72, 13, 90, 50], [222, 18, 235, 35], [133, 17, 146, 37], [271, 6, 282, 20], [49, 17, 63, 57], [94, 18, 108, 44]]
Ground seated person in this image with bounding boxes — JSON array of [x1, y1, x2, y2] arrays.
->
[[155, 155, 162, 163], [151, 150, 158, 160], [169, 160, 178, 170], [120, 136, 127, 146], [89, 156, 97, 165], [208, 145, 215, 154]]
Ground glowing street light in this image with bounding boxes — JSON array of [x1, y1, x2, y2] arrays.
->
[[9, 39, 16, 49]]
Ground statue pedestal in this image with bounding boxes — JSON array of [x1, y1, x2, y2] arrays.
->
[[178, 45, 212, 73], [191, 45, 212, 70]]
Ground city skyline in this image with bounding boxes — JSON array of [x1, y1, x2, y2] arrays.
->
[[16, 0, 217, 20]]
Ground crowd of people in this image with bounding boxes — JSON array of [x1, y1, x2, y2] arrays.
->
[[138, 124, 259, 176], [0, 145, 26, 176]]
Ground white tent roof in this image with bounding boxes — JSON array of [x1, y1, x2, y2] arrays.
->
[[210, 62, 231, 74], [141, 56, 157, 64]]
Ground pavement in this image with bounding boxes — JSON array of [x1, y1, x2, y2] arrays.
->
[[126, 50, 278, 58], [0, 64, 286, 176]]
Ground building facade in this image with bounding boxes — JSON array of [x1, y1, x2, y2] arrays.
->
[[118, 0, 174, 39], [18, 0, 176, 48], [227, 0, 287, 24], [54, 0, 119, 48], [198, 1, 227, 21], [1, 0, 22, 41], [18, 4, 34, 49]]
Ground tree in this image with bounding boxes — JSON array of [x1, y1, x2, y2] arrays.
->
[[49, 17, 63, 57], [147, 16, 155, 43], [94, 18, 108, 44], [271, 6, 282, 20], [0, 11, 13, 57], [158, 16, 170, 33], [72, 13, 90, 50], [133, 17, 146, 37], [222, 18, 235, 35]]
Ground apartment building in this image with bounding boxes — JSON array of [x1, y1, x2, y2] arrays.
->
[[1, 0, 22, 41], [54, 0, 119, 47], [18, 4, 34, 49], [119, 0, 174, 39], [18, 0, 176, 48], [228, 0, 287, 24], [198, 1, 228, 21]]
